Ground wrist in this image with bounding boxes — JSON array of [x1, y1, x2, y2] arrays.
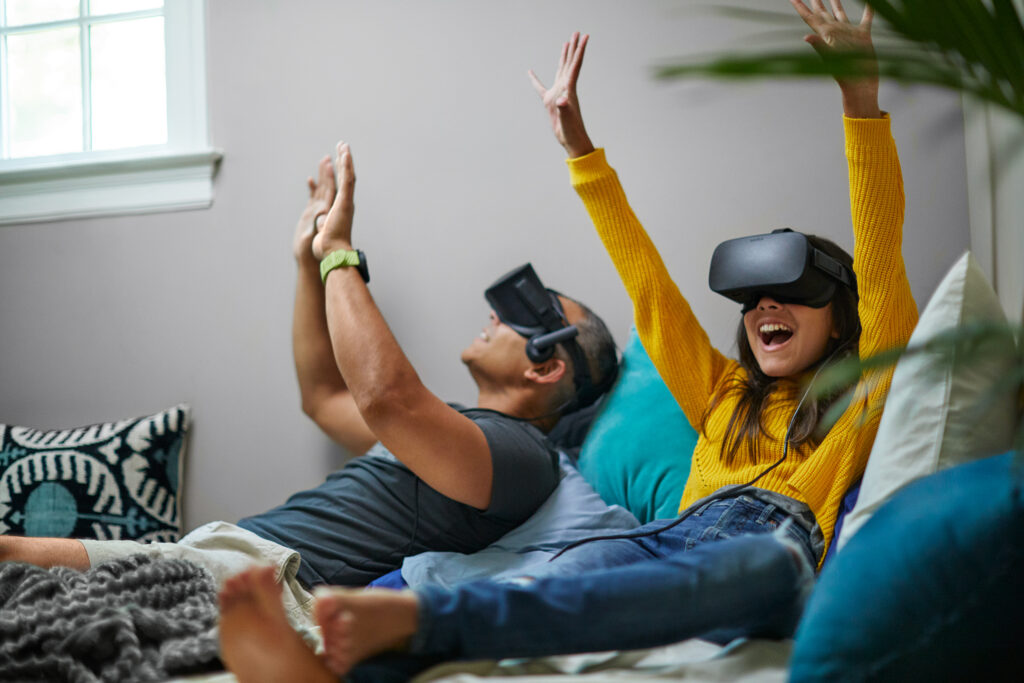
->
[[565, 140, 595, 159], [295, 247, 318, 266], [318, 239, 354, 259], [841, 85, 881, 119]]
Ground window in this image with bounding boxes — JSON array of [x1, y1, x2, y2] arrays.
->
[[0, 0, 218, 224]]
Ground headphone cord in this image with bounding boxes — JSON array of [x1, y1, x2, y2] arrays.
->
[[547, 341, 850, 561]]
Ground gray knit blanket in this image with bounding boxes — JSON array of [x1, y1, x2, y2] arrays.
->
[[0, 554, 221, 682]]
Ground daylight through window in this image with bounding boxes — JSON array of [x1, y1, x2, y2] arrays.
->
[[0, 0, 216, 225]]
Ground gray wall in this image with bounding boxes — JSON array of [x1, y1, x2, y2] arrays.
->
[[0, 0, 969, 530]]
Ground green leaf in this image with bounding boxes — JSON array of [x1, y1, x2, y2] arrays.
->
[[655, 1, 1024, 121]]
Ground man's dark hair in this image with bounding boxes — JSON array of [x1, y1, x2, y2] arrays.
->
[[552, 297, 618, 413]]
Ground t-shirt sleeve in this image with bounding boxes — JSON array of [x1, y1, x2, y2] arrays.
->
[[472, 414, 559, 521]]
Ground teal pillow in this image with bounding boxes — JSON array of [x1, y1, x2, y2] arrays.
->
[[791, 451, 1024, 682], [577, 328, 698, 523]]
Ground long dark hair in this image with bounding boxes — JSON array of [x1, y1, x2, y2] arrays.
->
[[702, 234, 861, 465]]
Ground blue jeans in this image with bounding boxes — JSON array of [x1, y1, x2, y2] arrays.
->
[[527, 494, 813, 577], [409, 495, 815, 660]]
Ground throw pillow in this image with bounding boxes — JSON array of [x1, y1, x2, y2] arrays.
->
[[837, 252, 1019, 549], [401, 451, 639, 588], [790, 451, 1024, 682], [577, 327, 698, 524], [0, 404, 190, 542]]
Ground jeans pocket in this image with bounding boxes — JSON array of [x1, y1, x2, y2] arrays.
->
[[705, 498, 782, 542]]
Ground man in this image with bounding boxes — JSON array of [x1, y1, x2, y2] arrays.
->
[[0, 142, 618, 612]]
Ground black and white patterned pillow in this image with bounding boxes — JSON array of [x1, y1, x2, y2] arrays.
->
[[0, 404, 189, 542]]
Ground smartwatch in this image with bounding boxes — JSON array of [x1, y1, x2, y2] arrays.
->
[[320, 249, 370, 284]]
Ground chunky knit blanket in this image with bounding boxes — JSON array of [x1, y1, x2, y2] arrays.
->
[[0, 554, 220, 682]]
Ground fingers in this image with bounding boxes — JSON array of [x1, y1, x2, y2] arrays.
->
[[335, 141, 355, 207], [307, 177, 316, 197], [567, 32, 588, 84], [860, 4, 873, 29], [830, 0, 848, 22], [803, 33, 828, 56], [528, 69, 547, 97], [319, 154, 336, 195], [789, 0, 814, 22]]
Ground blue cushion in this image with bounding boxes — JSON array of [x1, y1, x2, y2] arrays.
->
[[400, 451, 638, 588], [577, 328, 698, 523], [791, 451, 1024, 682]]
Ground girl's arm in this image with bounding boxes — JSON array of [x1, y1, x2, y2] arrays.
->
[[788, 1, 918, 555], [790, 0, 918, 354], [529, 33, 733, 424]]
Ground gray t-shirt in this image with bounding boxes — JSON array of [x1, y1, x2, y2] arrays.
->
[[238, 407, 558, 587]]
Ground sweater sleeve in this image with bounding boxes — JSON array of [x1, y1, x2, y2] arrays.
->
[[787, 115, 919, 558], [568, 149, 734, 427]]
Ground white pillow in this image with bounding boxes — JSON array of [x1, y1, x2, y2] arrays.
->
[[838, 252, 1019, 550]]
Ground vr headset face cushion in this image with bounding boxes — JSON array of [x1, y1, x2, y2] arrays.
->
[[485, 263, 566, 338], [709, 231, 843, 310]]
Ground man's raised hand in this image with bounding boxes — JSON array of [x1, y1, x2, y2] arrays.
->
[[313, 142, 356, 261], [295, 155, 336, 263], [528, 32, 595, 159]]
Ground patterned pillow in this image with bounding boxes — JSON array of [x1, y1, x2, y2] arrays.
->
[[0, 404, 190, 542]]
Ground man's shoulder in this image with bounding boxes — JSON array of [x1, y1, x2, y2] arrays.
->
[[457, 407, 549, 446]]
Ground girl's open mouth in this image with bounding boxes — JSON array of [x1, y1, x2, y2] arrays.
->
[[759, 323, 793, 350]]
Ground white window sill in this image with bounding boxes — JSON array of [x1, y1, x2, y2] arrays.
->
[[0, 149, 223, 225]]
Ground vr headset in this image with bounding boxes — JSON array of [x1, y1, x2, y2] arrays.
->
[[708, 229, 856, 312], [484, 263, 611, 410]]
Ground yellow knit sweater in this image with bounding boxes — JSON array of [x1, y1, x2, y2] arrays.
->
[[568, 116, 918, 559]]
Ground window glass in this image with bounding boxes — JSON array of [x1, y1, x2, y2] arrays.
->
[[90, 16, 167, 150], [89, 0, 164, 16], [5, 0, 80, 26], [7, 28, 83, 157]]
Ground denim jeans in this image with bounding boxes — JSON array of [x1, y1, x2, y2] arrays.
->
[[526, 494, 813, 578], [409, 494, 815, 661]]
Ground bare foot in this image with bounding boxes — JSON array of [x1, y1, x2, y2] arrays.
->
[[313, 586, 421, 676], [218, 566, 335, 683]]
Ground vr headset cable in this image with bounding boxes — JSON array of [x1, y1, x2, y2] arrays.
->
[[548, 339, 852, 562]]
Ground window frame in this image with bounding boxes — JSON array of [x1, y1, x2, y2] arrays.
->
[[0, 0, 219, 225]]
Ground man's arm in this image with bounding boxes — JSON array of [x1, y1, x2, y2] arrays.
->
[[292, 156, 377, 455], [312, 143, 496, 510]]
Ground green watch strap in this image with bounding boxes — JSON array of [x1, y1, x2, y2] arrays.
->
[[320, 249, 361, 284]]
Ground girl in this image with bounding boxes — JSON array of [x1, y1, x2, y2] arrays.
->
[[217, 2, 918, 681]]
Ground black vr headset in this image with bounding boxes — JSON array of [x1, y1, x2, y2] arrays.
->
[[708, 229, 856, 312], [484, 264, 611, 411]]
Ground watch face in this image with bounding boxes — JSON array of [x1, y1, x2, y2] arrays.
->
[[356, 250, 370, 283]]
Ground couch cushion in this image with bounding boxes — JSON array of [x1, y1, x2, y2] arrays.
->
[[401, 451, 638, 588], [791, 451, 1024, 682], [837, 252, 1019, 549], [577, 327, 698, 524], [0, 404, 190, 541]]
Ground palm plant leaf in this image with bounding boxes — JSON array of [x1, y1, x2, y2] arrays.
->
[[656, 0, 1024, 119]]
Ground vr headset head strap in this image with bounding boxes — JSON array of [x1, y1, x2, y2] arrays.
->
[[812, 248, 856, 290]]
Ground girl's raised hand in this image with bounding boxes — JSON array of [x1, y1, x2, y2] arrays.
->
[[790, 0, 881, 118], [528, 32, 596, 158]]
